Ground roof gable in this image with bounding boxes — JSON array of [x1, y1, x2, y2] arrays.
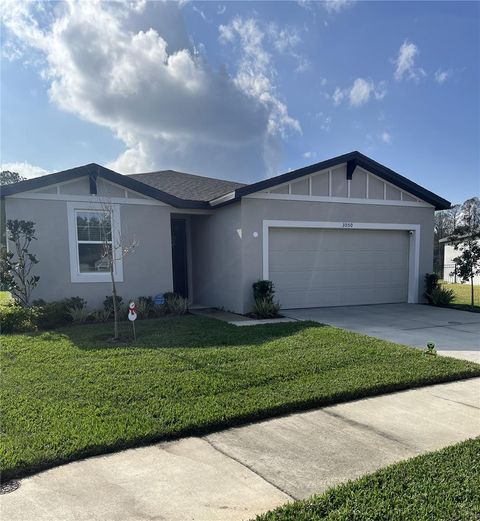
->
[[230, 151, 450, 210], [0, 164, 210, 209]]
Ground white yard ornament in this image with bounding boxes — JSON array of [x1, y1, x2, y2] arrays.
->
[[128, 301, 137, 340], [128, 302, 137, 322]]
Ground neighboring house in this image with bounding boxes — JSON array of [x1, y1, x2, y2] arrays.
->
[[0, 151, 450, 313], [440, 237, 480, 284]]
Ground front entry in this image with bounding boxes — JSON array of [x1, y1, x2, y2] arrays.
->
[[171, 218, 188, 298]]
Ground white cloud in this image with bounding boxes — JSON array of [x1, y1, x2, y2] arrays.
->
[[349, 78, 373, 106], [332, 87, 345, 105], [322, 0, 355, 13], [394, 40, 426, 81], [217, 5, 226, 15], [1, 1, 296, 180], [434, 69, 451, 84], [303, 151, 313, 159], [380, 131, 391, 144], [332, 78, 386, 107], [219, 17, 301, 138], [1, 161, 49, 179]]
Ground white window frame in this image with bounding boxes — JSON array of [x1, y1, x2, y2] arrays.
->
[[262, 220, 420, 304], [67, 201, 124, 283]]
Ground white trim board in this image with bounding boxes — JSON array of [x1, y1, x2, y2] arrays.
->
[[9, 192, 168, 207], [262, 220, 421, 304], [246, 192, 432, 208]]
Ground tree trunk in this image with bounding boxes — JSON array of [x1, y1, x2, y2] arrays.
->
[[110, 262, 119, 340]]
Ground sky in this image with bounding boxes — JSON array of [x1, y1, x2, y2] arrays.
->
[[1, 0, 479, 204]]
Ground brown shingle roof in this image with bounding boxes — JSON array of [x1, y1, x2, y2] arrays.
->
[[128, 170, 246, 202]]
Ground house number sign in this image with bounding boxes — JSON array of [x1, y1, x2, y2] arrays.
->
[[342, 222, 354, 228]]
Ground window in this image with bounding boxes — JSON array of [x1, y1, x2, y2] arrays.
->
[[76, 211, 112, 273], [67, 202, 123, 282]]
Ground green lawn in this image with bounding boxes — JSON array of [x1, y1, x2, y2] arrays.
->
[[0, 290, 12, 307], [255, 438, 480, 521], [442, 282, 480, 310], [1, 315, 479, 481]]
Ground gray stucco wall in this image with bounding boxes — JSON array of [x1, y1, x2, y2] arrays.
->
[[5, 197, 173, 308], [191, 203, 243, 312], [239, 197, 434, 313]]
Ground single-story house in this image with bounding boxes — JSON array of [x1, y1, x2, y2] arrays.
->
[[440, 236, 480, 284], [0, 151, 450, 313]]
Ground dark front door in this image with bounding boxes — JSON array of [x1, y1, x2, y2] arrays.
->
[[171, 218, 188, 298]]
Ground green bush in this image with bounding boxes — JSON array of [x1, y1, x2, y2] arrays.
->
[[67, 304, 92, 323], [34, 297, 87, 329], [164, 293, 189, 315], [252, 297, 281, 319], [0, 303, 39, 334], [428, 287, 456, 307], [252, 279, 281, 318], [103, 295, 123, 317], [424, 273, 440, 304], [135, 296, 155, 319], [253, 280, 275, 302]]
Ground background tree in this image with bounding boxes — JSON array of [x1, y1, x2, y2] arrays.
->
[[1, 171, 26, 186], [449, 197, 480, 308], [0, 220, 40, 306], [433, 203, 461, 276], [1, 171, 27, 248]]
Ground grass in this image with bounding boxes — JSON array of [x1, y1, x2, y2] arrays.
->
[[442, 282, 480, 311], [0, 291, 13, 307], [255, 438, 480, 521], [1, 315, 479, 481]]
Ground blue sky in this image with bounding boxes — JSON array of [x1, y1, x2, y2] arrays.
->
[[1, 0, 478, 204]]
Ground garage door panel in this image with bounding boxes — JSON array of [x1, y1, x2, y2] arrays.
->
[[272, 267, 407, 289], [269, 228, 409, 308], [270, 250, 407, 271]]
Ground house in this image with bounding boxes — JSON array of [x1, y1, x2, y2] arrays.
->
[[0, 151, 450, 313], [440, 236, 480, 284]]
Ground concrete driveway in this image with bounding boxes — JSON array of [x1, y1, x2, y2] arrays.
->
[[283, 303, 480, 362]]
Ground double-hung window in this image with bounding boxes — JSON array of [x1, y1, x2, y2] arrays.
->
[[67, 202, 123, 282]]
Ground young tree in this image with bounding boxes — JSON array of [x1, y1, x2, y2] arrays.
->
[[97, 200, 137, 340], [450, 197, 480, 308], [0, 220, 40, 305]]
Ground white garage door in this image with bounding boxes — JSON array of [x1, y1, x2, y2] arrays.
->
[[269, 228, 409, 309]]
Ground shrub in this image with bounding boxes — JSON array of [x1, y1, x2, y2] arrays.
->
[[251, 280, 281, 318], [164, 293, 189, 315], [135, 296, 155, 319], [0, 303, 39, 334], [91, 308, 111, 323], [251, 297, 281, 319], [424, 273, 440, 304], [67, 304, 91, 323], [103, 295, 123, 316], [31, 297, 87, 329], [253, 280, 275, 303], [428, 287, 456, 307]]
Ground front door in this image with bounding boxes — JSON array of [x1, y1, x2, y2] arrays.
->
[[171, 218, 188, 298]]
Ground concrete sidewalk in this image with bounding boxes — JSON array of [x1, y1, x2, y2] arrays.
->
[[2, 378, 479, 521]]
